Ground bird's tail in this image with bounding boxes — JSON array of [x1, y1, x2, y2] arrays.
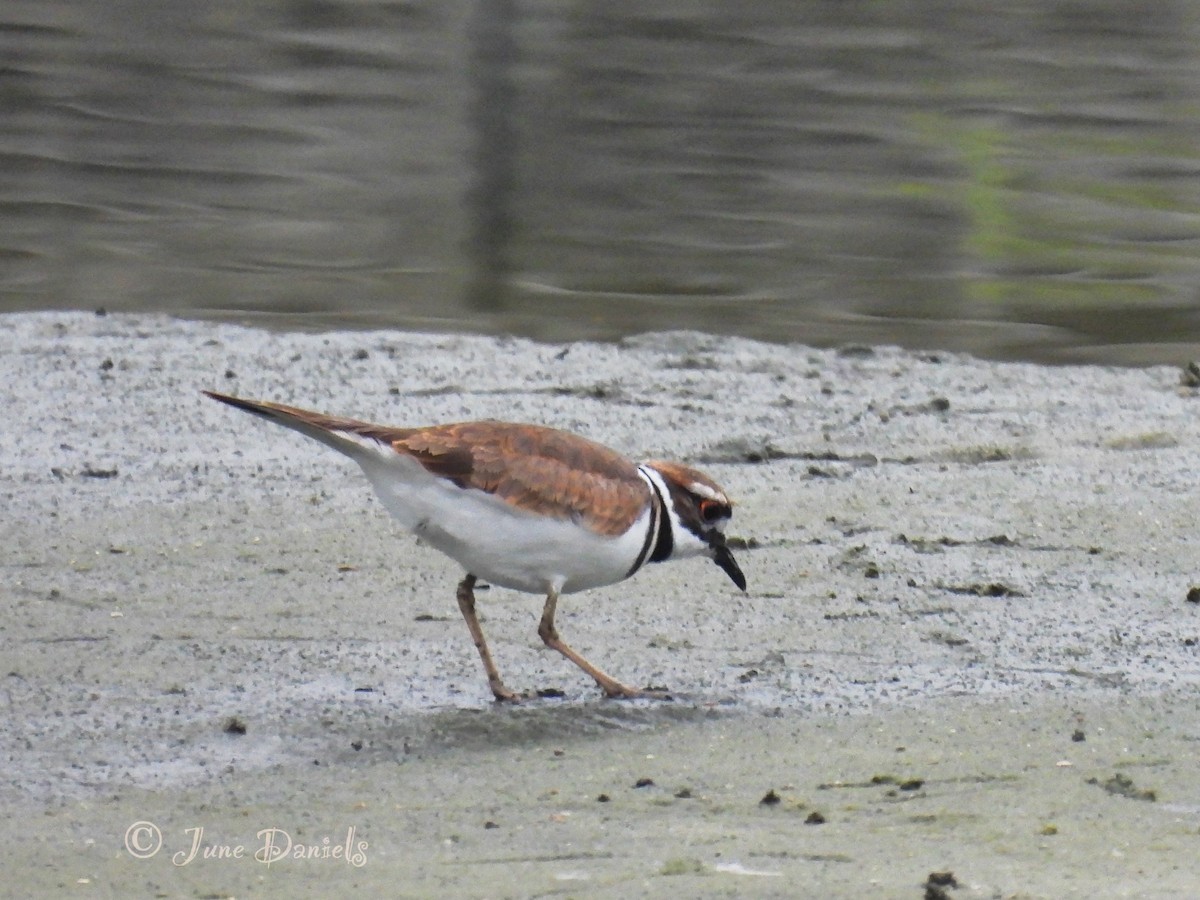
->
[[203, 390, 407, 459]]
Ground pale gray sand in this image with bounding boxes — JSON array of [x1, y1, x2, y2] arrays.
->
[[2, 311, 1198, 898]]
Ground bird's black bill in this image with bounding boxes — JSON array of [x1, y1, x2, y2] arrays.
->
[[711, 540, 747, 591]]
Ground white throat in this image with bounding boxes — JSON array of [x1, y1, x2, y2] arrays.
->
[[636, 464, 711, 563]]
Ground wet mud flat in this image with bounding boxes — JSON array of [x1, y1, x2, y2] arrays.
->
[[2, 312, 1198, 898]]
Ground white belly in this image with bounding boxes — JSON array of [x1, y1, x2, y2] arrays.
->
[[355, 451, 649, 595]]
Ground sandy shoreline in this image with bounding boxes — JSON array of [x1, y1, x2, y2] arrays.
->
[[3, 311, 1199, 898]]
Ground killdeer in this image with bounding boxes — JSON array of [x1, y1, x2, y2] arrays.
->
[[203, 391, 746, 701]]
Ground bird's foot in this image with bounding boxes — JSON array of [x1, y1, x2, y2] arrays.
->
[[602, 683, 673, 701], [489, 682, 526, 703]]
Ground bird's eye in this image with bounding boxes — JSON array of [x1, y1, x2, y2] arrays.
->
[[699, 499, 730, 523]]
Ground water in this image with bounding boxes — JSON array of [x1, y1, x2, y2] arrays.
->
[[4, 1, 1200, 364]]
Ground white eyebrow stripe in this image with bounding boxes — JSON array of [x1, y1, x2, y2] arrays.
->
[[686, 481, 724, 502]]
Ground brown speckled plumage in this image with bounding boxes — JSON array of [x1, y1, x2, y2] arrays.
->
[[202, 391, 651, 537]]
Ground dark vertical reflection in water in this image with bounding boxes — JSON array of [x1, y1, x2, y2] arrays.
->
[[466, 0, 518, 312]]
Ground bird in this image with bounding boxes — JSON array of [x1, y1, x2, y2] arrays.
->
[[203, 390, 746, 701]]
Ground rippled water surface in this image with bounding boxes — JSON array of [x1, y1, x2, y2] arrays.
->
[[4, 1, 1200, 363]]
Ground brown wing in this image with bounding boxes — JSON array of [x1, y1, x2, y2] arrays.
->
[[395, 421, 650, 538], [204, 392, 648, 538]]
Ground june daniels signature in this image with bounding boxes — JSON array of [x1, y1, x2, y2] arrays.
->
[[125, 821, 368, 868]]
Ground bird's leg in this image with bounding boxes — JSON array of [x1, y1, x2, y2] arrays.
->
[[455, 574, 522, 702], [536, 589, 645, 699]]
